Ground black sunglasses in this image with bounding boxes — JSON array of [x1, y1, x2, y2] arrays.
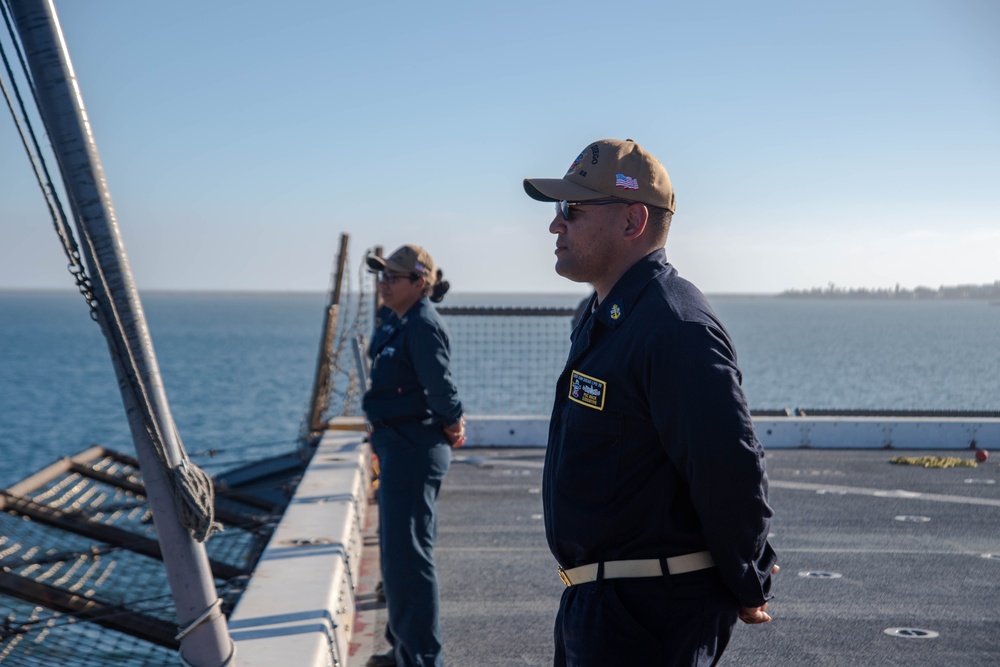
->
[[376, 271, 418, 285], [556, 198, 634, 221]]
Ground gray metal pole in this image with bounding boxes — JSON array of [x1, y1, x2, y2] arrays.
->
[[9, 2, 232, 665]]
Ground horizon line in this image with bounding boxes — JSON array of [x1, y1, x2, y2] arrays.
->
[[0, 286, 783, 297]]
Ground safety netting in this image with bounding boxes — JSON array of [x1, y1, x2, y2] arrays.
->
[[438, 308, 576, 416], [318, 253, 580, 421], [0, 446, 295, 666], [322, 304, 578, 419]]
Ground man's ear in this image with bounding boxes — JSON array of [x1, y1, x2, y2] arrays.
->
[[622, 203, 649, 242]]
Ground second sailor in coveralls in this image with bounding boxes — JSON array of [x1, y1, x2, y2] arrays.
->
[[363, 244, 465, 667]]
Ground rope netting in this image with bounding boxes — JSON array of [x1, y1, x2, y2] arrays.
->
[[889, 455, 979, 469]]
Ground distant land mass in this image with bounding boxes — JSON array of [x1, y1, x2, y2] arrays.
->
[[779, 280, 1000, 300]]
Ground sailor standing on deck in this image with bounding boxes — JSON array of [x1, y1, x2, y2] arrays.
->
[[362, 244, 465, 667], [523, 139, 778, 666]]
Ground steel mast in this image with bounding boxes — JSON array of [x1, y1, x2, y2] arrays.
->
[[8, 1, 233, 665]]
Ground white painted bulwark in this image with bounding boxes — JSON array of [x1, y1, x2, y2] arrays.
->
[[230, 428, 370, 667], [464, 415, 550, 447], [755, 417, 1000, 449], [463, 416, 1000, 450]]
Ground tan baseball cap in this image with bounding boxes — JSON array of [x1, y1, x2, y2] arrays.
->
[[366, 244, 436, 284], [523, 138, 675, 213]]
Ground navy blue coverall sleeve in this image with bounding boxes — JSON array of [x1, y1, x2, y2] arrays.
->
[[650, 320, 776, 608], [406, 317, 463, 427]]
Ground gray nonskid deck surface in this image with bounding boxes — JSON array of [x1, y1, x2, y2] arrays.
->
[[352, 448, 1000, 666], [436, 450, 558, 667]]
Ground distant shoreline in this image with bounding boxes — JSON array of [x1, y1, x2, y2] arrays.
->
[[780, 281, 1000, 300], [3, 285, 998, 301]]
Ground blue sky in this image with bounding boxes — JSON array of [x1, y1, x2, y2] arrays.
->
[[1, 0, 997, 294]]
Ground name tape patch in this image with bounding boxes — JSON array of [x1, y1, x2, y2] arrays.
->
[[568, 370, 606, 410]]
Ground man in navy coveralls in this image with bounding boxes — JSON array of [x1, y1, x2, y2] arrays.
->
[[523, 138, 778, 666]]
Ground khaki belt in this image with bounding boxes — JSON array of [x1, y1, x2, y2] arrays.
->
[[557, 551, 715, 587]]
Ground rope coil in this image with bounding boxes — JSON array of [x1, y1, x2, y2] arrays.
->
[[889, 455, 978, 469], [172, 459, 224, 542]]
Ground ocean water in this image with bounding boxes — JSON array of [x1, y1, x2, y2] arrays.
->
[[1, 290, 998, 488], [0, 291, 324, 488], [709, 296, 1000, 412]]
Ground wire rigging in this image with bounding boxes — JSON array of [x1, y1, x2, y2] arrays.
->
[[1, 0, 219, 542], [0, 0, 99, 318]]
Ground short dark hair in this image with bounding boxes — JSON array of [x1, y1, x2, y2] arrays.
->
[[646, 206, 673, 244]]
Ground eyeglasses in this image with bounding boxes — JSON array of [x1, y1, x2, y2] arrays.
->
[[556, 198, 633, 221], [376, 271, 418, 285]]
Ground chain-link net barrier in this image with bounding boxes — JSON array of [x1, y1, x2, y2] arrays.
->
[[324, 305, 579, 419], [314, 240, 587, 423], [438, 308, 576, 416], [319, 253, 579, 420]]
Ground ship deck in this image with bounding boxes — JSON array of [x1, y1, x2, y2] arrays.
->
[[349, 447, 1000, 666]]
